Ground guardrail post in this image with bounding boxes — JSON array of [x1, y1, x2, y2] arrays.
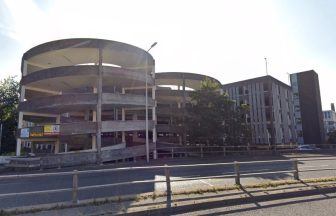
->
[[164, 164, 171, 196], [57, 157, 61, 169], [72, 170, 79, 204], [201, 146, 204, 158], [171, 147, 174, 159], [234, 161, 241, 185], [223, 146, 226, 156], [39, 159, 43, 171], [292, 159, 299, 180]]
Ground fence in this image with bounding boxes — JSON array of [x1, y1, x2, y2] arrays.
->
[[0, 156, 336, 205], [156, 143, 336, 158]]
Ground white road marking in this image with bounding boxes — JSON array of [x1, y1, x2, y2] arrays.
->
[[199, 180, 214, 187], [300, 165, 329, 168]]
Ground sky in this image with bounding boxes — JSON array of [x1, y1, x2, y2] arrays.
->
[[0, 0, 335, 109]]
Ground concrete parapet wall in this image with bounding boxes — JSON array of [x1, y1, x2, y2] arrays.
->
[[0, 156, 12, 165], [39, 144, 153, 168], [101, 144, 154, 162], [102, 120, 154, 132], [41, 150, 97, 168]]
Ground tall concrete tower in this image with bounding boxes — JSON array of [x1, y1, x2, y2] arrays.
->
[[290, 70, 325, 144]]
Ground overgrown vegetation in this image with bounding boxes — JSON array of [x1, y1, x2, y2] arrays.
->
[[185, 78, 251, 146], [327, 131, 336, 144], [0, 76, 19, 154]]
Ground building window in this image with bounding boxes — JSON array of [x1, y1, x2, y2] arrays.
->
[[266, 108, 271, 121], [297, 130, 303, 137], [244, 87, 249, 95], [238, 86, 243, 95], [247, 117, 251, 123], [265, 96, 270, 106], [263, 83, 269, 92]]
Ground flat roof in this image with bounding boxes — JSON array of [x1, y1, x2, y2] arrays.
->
[[222, 75, 291, 89]]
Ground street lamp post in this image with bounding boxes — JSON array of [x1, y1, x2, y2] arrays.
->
[[145, 42, 157, 163], [264, 57, 269, 75]]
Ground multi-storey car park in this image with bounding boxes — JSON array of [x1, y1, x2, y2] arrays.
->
[[17, 38, 157, 163], [15, 38, 322, 167], [155, 72, 221, 145]]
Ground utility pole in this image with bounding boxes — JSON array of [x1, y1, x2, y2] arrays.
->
[[264, 57, 268, 75]]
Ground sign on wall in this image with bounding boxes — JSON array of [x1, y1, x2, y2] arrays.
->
[[30, 126, 44, 137], [43, 125, 60, 136], [20, 128, 30, 138]]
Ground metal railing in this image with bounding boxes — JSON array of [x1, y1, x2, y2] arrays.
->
[[156, 143, 336, 158], [0, 156, 336, 205]]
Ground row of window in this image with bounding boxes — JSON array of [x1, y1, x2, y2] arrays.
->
[[323, 111, 336, 120]]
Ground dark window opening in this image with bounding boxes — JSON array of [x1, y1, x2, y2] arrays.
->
[[263, 83, 269, 92]]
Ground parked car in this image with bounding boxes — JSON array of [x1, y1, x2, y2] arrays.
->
[[296, 145, 320, 151]]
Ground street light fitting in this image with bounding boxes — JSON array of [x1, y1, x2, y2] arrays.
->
[[147, 42, 158, 52]]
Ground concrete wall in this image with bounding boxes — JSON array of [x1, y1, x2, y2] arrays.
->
[[0, 156, 12, 165], [40, 144, 154, 168]]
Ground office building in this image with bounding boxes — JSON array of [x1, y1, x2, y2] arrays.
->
[[222, 75, 296, 146], [323, 103, 336, 139], [290, 70, 325, 144]]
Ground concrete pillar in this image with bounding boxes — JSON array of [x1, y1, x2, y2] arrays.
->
[[132, 113, 138, 142], [96, 46, 103, 163], [115, 108, 119, 144], [85, 109, 94, 150], [122, 88, 126, 144], [16, 60, 27, 156], [152, 85, 157, 159], [92, 88, 97, 150], [114, 87, 118, 144], [55, 115, 61, 153], [16, 112, 24, 156], [84, 110, 90, 121], [182, 76, 186, 145]]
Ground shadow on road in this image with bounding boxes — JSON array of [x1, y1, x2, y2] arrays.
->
[[124, 183, 336, 216]]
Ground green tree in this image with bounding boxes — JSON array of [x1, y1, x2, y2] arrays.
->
[[0, 76, 19, 154], [223, 103, 252, 145], [328, 131, 336, 144], [186, 78, 251, 146]]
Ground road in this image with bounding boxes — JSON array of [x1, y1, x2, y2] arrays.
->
[[179, 192, 336, 216], [1, 153, 336, 209]]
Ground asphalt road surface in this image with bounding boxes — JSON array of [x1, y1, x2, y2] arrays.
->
[[179, 192, 336, 216], [1, 154, 336, 209]]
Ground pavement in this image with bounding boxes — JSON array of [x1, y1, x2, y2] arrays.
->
[[1, 153, 336, 211], [15, 180, 336, 215]]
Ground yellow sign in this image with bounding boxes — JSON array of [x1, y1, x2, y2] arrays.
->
[[44, 125, 60, 136]]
